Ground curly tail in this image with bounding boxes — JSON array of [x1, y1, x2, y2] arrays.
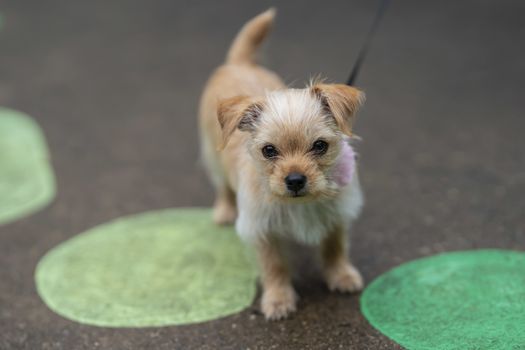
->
[[226, 8, 276, 65]]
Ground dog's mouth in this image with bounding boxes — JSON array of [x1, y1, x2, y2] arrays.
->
[[287, 189, 308, 198]]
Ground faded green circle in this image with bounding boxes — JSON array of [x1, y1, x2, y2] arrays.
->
[[36, 208, 258, 327], [0, 108, 55, 225], [361, 250, 525, 350]]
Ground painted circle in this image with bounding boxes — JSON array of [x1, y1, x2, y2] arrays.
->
[[36, 208, 258, 327], [361, 250, 525, 350], [0, 108, 55, 225]]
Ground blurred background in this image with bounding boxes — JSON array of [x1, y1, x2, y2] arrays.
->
[[0, 0, 524, 349]]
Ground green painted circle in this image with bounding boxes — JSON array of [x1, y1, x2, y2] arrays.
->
[[36, 208, 258, 327], [361, 250, 525, 350], [0, 108, 55, 225]]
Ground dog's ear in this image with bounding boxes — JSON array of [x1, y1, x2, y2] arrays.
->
[[217, 95, 263, 149], [311, 84, 365, 136]]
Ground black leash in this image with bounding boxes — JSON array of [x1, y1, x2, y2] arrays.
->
[[346, 0, 390, 86]]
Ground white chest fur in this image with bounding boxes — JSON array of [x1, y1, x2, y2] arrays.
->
[[235, 174, 363, 245]]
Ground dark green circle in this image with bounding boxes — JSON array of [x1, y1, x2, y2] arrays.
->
[[361, 250, 525, 349], [35, 208, 257, 327]]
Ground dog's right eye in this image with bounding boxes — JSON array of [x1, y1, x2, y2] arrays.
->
[[262, 144, 279, 159]]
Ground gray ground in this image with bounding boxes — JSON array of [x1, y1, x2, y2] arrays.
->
[[0, 0, 524, 349]]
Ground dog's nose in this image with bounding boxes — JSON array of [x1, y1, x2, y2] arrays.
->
[[285, 172, 307, 192]]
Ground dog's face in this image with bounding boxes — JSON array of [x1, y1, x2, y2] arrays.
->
[[218, 84, 364, 201]]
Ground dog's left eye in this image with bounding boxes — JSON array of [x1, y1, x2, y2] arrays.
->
[[311, 140, 329, 155]]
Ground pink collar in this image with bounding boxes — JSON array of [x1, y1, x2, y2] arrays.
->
[[332, 141, 356, 187]]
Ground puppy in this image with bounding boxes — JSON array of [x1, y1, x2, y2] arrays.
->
[[199, 8, 365, 320]]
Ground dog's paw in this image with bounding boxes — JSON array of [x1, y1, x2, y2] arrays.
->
[[261, 286, 297, 320], [325, 263, 364, 293], [212, 199, 237, 225]]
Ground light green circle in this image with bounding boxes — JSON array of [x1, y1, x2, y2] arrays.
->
[[0, 108, 55, 225], [36, 208, 258, 327], [361, 250, 525, 350]]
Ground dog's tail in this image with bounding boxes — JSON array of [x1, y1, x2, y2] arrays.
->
[[226, 8, 276, 65]]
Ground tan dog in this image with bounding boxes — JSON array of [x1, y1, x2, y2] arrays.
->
[[199, 8, 365, 320]]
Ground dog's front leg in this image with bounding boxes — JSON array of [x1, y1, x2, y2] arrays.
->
[[321, 225, 364, 293], [256, 237, 297, 320]]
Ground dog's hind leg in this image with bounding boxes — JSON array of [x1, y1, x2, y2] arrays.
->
[[212, 184, 237, 225], [199, 135, 237, 225]]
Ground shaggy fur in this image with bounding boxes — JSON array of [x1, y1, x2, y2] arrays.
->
[[198, 8, 365, 320]]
